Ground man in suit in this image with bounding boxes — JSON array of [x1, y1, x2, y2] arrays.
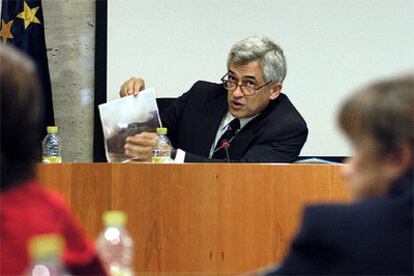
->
[[119, 36, 308, 162], [262, 74, 413, 275]]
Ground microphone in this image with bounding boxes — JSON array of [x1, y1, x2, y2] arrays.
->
[[220, 139, 231, 162]]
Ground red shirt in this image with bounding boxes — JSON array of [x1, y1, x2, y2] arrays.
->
[[0, 180, 107, 275]]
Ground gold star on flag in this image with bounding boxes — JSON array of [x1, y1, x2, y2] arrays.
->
[[0, 19, 14, 45], [16, 1, 41, 29]]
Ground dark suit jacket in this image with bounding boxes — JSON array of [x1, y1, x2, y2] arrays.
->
[[160, 81, 308, 163], [268, 172, 414, 275]]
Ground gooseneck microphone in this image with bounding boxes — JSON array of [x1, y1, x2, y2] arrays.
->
[[220, 139, 231, 162]]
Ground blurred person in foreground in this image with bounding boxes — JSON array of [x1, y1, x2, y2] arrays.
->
[[261, 74, 413, 275], [0, 46, 107, 275], [119, 36, 308, 163]]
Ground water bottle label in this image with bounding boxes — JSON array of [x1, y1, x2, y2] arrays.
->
[[42, 156, 62, 163], [152, 156, 171, 163]]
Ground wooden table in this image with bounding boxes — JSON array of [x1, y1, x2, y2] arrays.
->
[[36, 163, 351, 274]]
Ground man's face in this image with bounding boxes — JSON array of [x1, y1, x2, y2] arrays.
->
[[341, 136, 394, 200], [226, 61, 281, 118]]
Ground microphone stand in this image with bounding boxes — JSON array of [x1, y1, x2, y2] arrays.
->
[[221, 140, 231, 163]]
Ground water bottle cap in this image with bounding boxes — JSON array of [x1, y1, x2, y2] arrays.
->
[[28, 234, 64, 260], [103, 210, 127, 226], [156, 127, 167, 135], [47, 126, 58, 133]]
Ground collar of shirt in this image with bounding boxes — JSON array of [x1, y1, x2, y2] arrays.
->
[[219, 112, 258, 132]]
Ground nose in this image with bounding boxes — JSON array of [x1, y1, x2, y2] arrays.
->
[[232, 83, 244, 97]]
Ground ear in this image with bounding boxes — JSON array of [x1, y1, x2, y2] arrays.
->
[[386, 141, 413, 178], [269, 83, 282, 100]]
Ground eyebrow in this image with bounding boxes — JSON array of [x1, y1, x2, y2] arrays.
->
[[228, 70, 258, 82]]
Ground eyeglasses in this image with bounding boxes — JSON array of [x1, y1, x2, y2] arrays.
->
[[221, 73, 271, 96]]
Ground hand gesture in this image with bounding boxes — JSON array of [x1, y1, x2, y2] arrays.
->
[[119, 76, 145, 97]]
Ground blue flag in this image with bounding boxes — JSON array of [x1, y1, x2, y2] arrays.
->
[[1, 0, 55, 138]]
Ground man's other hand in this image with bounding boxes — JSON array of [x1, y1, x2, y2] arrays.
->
[[119, 77, 146, 97], [124, 132, 157, 162]]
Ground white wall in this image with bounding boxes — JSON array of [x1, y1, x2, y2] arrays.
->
[[107, 0, 414, 156]]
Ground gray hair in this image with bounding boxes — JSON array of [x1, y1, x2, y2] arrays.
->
[[227, 36, 287, 84]]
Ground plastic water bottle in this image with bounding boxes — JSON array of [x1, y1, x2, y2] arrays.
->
[[25, 234, 71, 276], [42, 126, 62, 163], [152, 127, 172, 163], [96, 211, 134, 276]]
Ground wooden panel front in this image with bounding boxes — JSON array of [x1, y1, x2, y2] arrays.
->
[[36, 163, 351, 274]]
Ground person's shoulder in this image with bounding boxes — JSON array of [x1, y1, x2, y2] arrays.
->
[[263, 93, 307, 131], [183, 80, 226, 102], [189, 81, 224, 94], [9, 180, 72, 214], [303, 195, 409, 232], [293, 203, 367, 248], [303, 203, 356, 227], [192, 80, 222, 89], [273, 93, 304, 117], [305, 200, 382, 221], [1, 180, 53, 202]]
